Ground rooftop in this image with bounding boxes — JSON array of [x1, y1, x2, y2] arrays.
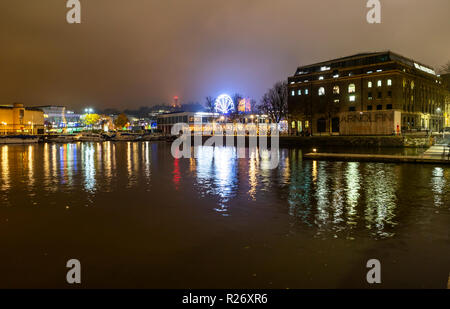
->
[[294, 51, 437, 76]]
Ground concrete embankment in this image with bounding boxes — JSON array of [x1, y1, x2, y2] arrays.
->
[[279, 135, 431, 148], [188, 135, 432, 148], [304, 152, 450, 165]]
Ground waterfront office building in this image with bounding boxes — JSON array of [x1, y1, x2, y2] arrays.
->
[[0, 103, 45, 135], [287, 51, 450, 135]]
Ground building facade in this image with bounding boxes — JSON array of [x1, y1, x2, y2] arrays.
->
[[157, 112, 272, 135], [35, 105, 82, 133], [288, 51, 450, 135], [0, 103, 45, 135]]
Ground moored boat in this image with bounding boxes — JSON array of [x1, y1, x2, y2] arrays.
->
[[75, 132, 105, 142], [46, 134, 77, 143], [0, 135, 39, 144]]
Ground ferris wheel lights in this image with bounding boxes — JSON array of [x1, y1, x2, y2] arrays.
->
[[214, 94, 234, 114]]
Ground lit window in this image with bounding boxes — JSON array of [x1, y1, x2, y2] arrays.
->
[[290, 82, 295, 84], [291, 121, 296, 129], [348, 84, 356, 93], [349, 95, 356, 102], [367, 71, 373, 74], [291, 91, 295, 96], [333, 86, 340, 94], [334, 99, 340, 103], [368, 81, 372, 88], [298, 90, 302, 95], [319, 76, 324, 80], [387, 79, 392, 86], [318, 87, 325, 96], [305, 89, 309, 95], [377, 69, 382, 72], [333, 74, 339, 78], [377, 80, 382, 87]]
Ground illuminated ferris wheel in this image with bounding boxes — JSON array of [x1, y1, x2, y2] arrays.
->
[[214, 94, 235, 114]]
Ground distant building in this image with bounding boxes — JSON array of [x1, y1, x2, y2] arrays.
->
[[157, 111, 272, 135], [157, 112, 217, 134], [0, 103, 44, 135], [288, 51, 450, 135], [35, 105, 82, 132]]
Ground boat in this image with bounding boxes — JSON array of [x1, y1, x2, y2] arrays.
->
[[75, 132, 105, 142], [141, 133, 166, 141], [0, 135, 39, 144], [46, 134, 77, 143], [110, 132, 141, 141]]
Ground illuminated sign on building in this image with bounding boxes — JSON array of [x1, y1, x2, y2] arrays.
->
[[214, 94, 234, 114], [238, 98, 251, 113], [414, 63, 436, 76]]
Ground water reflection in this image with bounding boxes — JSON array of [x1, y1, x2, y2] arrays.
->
[[195, 146, 238, 214], [1, 146, 9, 191], [345, 162, 360, 226], [0, 143, 447, 239], [363, 164, 398, 238], [431, 167, 446, 207], [82, 143, 96, 193]]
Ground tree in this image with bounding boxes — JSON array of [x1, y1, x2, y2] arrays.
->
[[232, 93, 244, 112], [259, 81, 288, 123], [114, 113, 129, 129], [205, 96, 216, 113], [250, 99, 258, 113], [83, 113, 100, 127], [439, 61, 450, 74]]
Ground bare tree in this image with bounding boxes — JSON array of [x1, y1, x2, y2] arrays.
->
[[205, 96, 215, 113], [259, 81, 288, 123], [439, 61, 450, 74], [250, 99, 258, 113]]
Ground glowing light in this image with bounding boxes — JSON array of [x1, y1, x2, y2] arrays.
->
[[214, 94, 234, 114], [238, 98, 251, 113], [414, 63, 436, 75]]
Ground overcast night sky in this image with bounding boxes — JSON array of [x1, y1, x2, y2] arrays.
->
[[0, 0, 449, 111]]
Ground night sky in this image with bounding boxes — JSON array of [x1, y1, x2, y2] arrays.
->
[[1, 0, 449, 111]]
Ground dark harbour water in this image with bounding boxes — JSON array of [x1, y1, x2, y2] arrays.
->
[[0, 142, 448, 288]]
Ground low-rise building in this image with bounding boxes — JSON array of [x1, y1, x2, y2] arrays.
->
[[35, 105, 82, 133], [157, 111, 273, 135], [0, 103, 45, 135]]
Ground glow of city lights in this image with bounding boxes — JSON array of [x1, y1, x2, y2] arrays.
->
[[214, 94, 234, 114]]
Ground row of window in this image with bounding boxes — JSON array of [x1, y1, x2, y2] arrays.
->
[[348, 104, 393, 112], [291, 79, 393, 97]]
